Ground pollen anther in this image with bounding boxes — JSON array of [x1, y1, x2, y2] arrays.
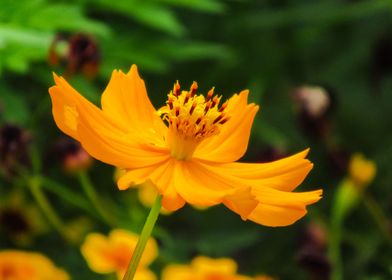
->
[[159, 82, 231, 160]]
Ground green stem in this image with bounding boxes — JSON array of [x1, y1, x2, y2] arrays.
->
[[78, 171, 116, 226], [39, 176, 97, 218], [329, 222, 343, 280], [28, 176, 68, 240], [363, 195, 392, 245], [122, 195, 162, 280]]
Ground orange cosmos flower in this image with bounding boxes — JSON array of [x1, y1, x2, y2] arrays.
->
[[49, 65, 322, 226], [81, 229, 158, 280], [162, 256, 252, 280], [0, 250, 69, 280]]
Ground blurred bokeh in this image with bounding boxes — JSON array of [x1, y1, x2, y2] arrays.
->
[[1, 0, 392, 279]]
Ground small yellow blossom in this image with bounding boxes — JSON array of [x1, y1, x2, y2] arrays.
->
[[254, 275, 276, 280], [162, 256, 252, 280], [0, 250, 69, 280], [81, 229, 158, 280], [49, 65, 322, 226], [348, 153, 376, 188]]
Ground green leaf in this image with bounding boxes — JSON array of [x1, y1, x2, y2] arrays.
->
[[0, 86, 29, 124], [161, 41, 233, 61], [157, 0, 226, 13], [0, 26, 52, 48], [245, 0, 392, 29], [27, 4, 110, 37], [94, 0, 185, 36]]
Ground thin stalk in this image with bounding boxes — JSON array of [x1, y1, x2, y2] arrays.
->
[[78, 171, 116, 226], [122, 195, 162, 280], [329, 216, 343, 280], [28, 176, 68, 240], [363, 195, 392, 245], [39, 176, 98, 218]]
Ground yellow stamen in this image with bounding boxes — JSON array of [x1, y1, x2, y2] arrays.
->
[[190, 81, 198, 96], [173, 81, 181, 96], [158, 82, 230, 160]]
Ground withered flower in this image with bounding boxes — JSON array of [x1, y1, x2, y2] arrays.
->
[[0, 124, 31, 177], [293, 86, 334, 139], [52, 137, 92, 173], [49, 33, 100, 78]]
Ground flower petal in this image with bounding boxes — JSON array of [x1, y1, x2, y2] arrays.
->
[[248, 187, 323, 227], [109, 229, 158, 267], [49, 74, 169, 169], [194, 90, 259, 163], [49, 82, 80, 141], [188, 160, 258, 218], [127, 269, 157, 280], [170, 161, 232, 207], [117, 159, 186, 211], [161, 184, 186, 212], [162, 265, 193, 280], [101, 65, 167, 143], [117, 159, 173, 190], [195, 153, 319, 223], [223, 186, 258, 220], [201, 149, 313, 192], [192, 256, 238, 275], [77, 113, 169, 169], [81, 233, 115, 273]]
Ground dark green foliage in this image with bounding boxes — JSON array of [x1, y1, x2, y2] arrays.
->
[[1, 0, 392, 279]]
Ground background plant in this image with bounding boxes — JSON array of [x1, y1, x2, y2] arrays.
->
[[1, 0, 392, 279]]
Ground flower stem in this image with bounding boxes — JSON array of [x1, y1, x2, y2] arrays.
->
[[78, 171, 116, 226], [39, 175, 97, 218], [28, 176, 68, 240], [363, 195, 392, 245], [122, 195, 162, 280]]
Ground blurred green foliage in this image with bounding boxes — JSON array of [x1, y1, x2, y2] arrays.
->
[[1, 0, 392, 279]]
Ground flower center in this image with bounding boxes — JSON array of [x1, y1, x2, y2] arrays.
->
[[158, 81, 230, 160]]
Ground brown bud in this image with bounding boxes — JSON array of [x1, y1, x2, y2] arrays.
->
[[0, 124, 31, 177], [49, 33, 101, 79], [53, 137, 92, 173]]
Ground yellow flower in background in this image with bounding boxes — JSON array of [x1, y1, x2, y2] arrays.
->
[[0, 250, 69, 280], [162, 256, 252, 280], [49, 65, 322, 226], [332, 153, 377, 222], [348, 153, 376, 188], [254, 276, 275, 280], [81, 229, 157, 280]]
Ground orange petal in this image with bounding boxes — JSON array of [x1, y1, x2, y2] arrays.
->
[[117, 159, 173, 190], [248, 187, 323, 227], [202, 149, 313, 192], [49, 74, 169, 169], [109, 229, 158, 267], [49, 85, 79, 141], [101, 66, 167, 142], [77, 112, 170, 169], [80, 233, 116, 273], [49, 74, 128, 142], [162, 265, 194, 280], [170, 161, 232, 207], [194, 90, 259, 163], [161, 184, 186, 212], [117, 159, 186, 211], [191, 256, 238, 275], [189, 160, 258, 218], [223, 186, 258, 220]]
